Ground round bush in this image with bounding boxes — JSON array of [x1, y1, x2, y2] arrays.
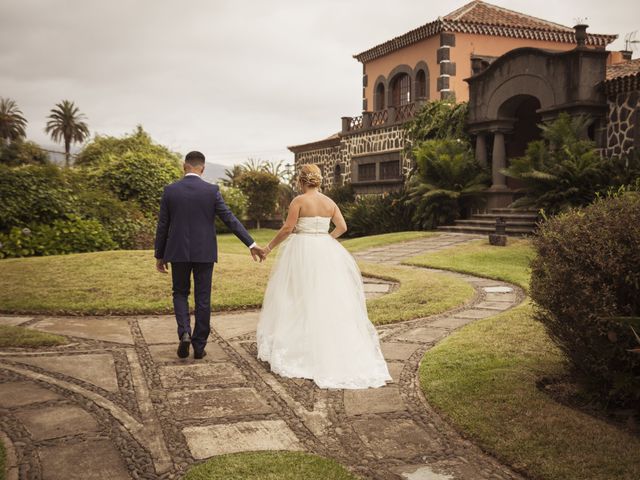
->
[[530, 193, 640, 405]]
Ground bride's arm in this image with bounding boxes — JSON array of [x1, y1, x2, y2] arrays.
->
[[264, 198, 301, 254], [330, 204, 348, 239]]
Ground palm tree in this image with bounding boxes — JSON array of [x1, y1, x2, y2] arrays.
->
[[45, 100, 89, 167], [221, 164, 245, 187], [242, 157, 264, 172], [0, 98, 28, 145]]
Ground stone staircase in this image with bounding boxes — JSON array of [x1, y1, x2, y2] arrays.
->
[[436, 208, 540, 236]]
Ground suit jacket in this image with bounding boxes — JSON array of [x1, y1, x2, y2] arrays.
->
[[154, 175, 254, 263]]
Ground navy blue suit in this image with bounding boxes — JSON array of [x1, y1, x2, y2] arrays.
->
[[154, 175, 254, 351]]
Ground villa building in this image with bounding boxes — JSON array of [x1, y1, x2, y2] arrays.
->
[[289, 0, 639, 209]]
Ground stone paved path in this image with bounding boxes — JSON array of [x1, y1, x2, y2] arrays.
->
[[0, 233, 526, 480]]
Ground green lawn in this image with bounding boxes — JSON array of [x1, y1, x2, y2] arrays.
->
[[0, 325, 67, 348], [341, 231, 434, 252], [404, 238, 534, 290], [182, 451, 359, 480], [416, 239, 640, 480], [0, 230, 471, 323]]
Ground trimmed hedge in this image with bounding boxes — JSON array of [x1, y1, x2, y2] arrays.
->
[[530, 193, 640, 406]]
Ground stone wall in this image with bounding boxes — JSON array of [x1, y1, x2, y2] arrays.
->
[[293, 125, 412, 192], [606, 90, 639, 157]]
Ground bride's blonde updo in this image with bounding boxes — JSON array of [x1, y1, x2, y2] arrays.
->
[[298, 164, 322, 188]]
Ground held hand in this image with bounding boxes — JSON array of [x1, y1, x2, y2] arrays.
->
[[250, 246, 267, 263], [156, 259, 169, 274]]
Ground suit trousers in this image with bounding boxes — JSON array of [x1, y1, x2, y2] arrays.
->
[[170, 262, 214, 352]]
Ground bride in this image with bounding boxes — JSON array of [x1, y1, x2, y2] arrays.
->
[[256, 164, 392, 389]]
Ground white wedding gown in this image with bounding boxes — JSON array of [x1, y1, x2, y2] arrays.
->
[[256, 216, 392, 389]]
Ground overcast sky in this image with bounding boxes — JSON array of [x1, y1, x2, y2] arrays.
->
[[1, 0, 638, 166]]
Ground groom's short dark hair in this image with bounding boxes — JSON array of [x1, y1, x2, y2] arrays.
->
[[185, 151, 205, 167]]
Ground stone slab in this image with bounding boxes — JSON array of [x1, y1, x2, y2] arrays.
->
[[392, 464, 454, 480], [0, 316, 32, 327], [38, 439, 131, 480], [159, 363, 245, 388], [15, 405, 99, 441], [137, 316, 178, 344], [395, 327, 447, 343], [351, 417, 440, 460], [484, 292, 517, 303], [213, 311, 259, 339], [427, 316, 473, 330], [168, 387, 272, 419], [387, 361, 404, 383], [0, 381, 61, 408], [344, 386, 405, 415], [13, 354, 119, 392], [474, 301, 513, 311], [451, 309, 495, 320], [28, 317, 133, 345], [380, 342, 418, 361], [183, 419, 302, 459], [363, 283, 390, 293], [147, 342, 228, 363], [483, 286, 513, 293]]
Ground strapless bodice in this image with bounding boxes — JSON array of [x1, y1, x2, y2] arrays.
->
[[294, 216, 331, 234]]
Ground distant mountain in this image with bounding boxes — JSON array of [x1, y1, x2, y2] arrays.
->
[[201, 162, 229, 184]]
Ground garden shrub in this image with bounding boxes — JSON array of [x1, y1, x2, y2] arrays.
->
[[0, 216, 116, 258], [530, 192, 640, 406], [237, 170, 280, 228], [325, 183, 356, 211], [0, 139, 49, 166], [216, 186, 248, 233], [0, 164, 76, 231], [96, 151, 182, 213], [343, 190, 416, 237]]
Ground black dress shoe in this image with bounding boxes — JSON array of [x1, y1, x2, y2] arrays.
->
[[194, 349, 207, 360], [177, 333, 191, 359]]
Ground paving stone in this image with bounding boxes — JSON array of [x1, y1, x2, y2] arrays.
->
[[147, 342, 229, 363], [28, 317, 133, 345], [13, 354, 119, 392], [183, 419, 302, 459], [395, 327, 448, 343], [344, 386, 405, 415], [168, 387, 272, 419], [387, 361, 404, 382], [351, 417, 440, 460], [213, 311, 259, 339], [363, 283, 390, 293], [159, 363, 245, 388], [38, 439, 131, 480], [381, 342, 418, 360], [137, 316, 178, 344], [427, 316, 473, 329], [484, 292, 517, 303], [483, 286, 513, 293], [475, 301, 513, 311], [0, 381, 61, 408], [15, 405, 99, 441], [392, 464, 454, 479], [0, 316, 32, 326], [452, 309, 495, 320]]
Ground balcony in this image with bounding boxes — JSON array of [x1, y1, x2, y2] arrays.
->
[[341, 102, 423, 134]]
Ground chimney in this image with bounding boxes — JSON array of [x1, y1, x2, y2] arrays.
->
[[574, 24, 588, 47], [620, 50, 633, 61]]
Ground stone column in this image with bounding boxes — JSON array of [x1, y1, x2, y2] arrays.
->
[[490, 131, 507, 189], [475, 133, 488, 168]]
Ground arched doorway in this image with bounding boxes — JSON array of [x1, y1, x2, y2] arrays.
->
[[497, 95, 542, 190]]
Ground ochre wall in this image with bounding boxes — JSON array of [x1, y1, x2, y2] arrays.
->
[[362, 33, 581, 107]]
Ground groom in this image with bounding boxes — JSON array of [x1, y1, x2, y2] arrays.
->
[[154, 151, 266, 359]]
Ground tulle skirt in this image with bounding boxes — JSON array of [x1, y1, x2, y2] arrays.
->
[[256, 233, 392, 389]]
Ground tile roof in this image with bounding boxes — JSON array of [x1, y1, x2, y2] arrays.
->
[[606, 58, 640, 80], [354, 0, 617, 63], [288, 133, 341, 153]]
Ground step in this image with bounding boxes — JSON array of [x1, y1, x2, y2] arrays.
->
[[489, 208, 539, 214], [436, 225, 534, 236], [472, 213, 539, 221], [454, 219, 538, 228]]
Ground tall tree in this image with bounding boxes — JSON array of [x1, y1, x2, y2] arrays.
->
[[45, 100, 89, 167], [221, 164, 245, 187], [0, 98, 27, 145]]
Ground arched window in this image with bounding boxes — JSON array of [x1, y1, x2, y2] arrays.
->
[[391, 73, 411, 107], [415, 70, 427, 99], [334, 164, 342, 186], [375, 83, 385, 111]]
